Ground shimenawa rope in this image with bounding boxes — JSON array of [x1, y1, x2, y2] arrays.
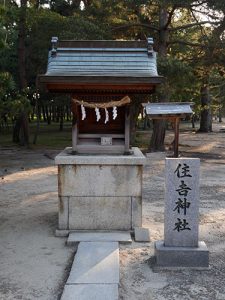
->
[[72, 95, 131, 109]]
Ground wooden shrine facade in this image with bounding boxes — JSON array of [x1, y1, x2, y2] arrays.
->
[[38, 38, 163, 154]]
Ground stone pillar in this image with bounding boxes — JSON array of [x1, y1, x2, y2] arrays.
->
[[155, 158, 209, 269]]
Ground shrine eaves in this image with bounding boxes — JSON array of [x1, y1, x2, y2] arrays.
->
[[38, 37, 163, 94]]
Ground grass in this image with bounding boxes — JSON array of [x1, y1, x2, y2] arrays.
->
[[0, 122, 72, 149], [0, 120, 196, 151]]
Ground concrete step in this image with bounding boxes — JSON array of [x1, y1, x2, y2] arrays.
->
[[61, 284, 118, 300], [67, 231, 132, 245], [67, 242, 119, 284]]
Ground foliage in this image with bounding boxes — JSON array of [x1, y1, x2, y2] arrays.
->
[[0, 0, 225, 143]]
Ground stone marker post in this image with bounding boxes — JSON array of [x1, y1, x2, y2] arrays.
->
[[155, 158, 209, 268]]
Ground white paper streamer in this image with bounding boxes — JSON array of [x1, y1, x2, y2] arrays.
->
[[95, 107, 101, 122], [81, 104, 86, 120], [143, 107, 146, 118], [104, 108, 109, 124], [112, 106, 117, 120]]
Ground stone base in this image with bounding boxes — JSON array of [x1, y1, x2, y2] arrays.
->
[[154, 240, 209, 269], [66, 231, 132, 245], [55, 229, 70, 237], [134, 227, 150, 242], [55, 147, 145, 231]]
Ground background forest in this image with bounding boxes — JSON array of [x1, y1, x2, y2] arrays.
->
[[0, 0, 225, 150]]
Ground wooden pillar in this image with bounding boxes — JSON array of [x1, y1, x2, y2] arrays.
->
[[124, 105, 130, 154], [71, 100, 78, 154], [174, 117, 180, 158]]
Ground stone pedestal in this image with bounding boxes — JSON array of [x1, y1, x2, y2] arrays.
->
[[154, 158, 209, 269], [155, 241, 209, 269], [55, 147, 145, 233]]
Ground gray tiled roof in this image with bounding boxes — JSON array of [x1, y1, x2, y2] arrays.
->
[[38, 39, 163, 92], [46, 41, 159, 78], [144, 102, 193, 117]]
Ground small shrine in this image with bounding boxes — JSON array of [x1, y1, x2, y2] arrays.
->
[[38, 38, 163, 234], [39, 38, 163, 154]]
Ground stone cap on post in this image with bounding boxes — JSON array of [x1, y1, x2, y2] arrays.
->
[[55, 147, 146, 165]]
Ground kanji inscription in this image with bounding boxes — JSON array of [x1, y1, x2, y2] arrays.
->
[[164, 158, 200, 247]]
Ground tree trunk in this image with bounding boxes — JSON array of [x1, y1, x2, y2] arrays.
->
[[150, 119, 166, 151], [18, 0, 27, 89], [56, 106, 60, 122], [33, 102, 40, 145], [218, 104, 222, 122], [130, 100, 141, 145], [149, 5, 169, 152], [191, 115, 195, 129], [13, 112, 29, 146], [198, 85, 212, 132], [66, 105, 70, 121], [158, 7, 168, 57], [42, 105, 47, 122], [59, 105, 64, 131], [52, 105, 56, 122], [46, 105, 51, 125], [13, 0, 30, 146]]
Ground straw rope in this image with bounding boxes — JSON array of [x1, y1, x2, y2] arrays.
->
[[72, 95, 131, 109]]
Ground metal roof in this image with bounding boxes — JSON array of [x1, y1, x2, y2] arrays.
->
[[143, 102, 193, 117], [38, 38, 163, 92]]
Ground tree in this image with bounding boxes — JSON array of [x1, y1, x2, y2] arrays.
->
[[12, 0, 30, 146], [196, 2, 225, 131], [105, 0, 224, 148]]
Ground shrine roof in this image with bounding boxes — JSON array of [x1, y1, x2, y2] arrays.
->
[[38, 38, 163, 93], [143, 102, 194, 119]]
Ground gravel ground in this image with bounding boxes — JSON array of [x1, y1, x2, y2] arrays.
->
[[1, 121, 225, 300]]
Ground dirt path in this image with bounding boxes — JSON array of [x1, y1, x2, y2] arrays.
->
[[120, 122, 225, 300], [0, 149, 74, 300], [1, 122, 225, 300]]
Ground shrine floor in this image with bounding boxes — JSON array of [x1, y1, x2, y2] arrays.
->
[[1, 120, 225, 300]]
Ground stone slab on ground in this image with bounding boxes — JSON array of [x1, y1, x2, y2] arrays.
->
[[134, 227, 150, 242], [67, 231, 132, 245], [61, 284, 118, 300], [154, 240, 209, 269], [67, 242, 119, 284]]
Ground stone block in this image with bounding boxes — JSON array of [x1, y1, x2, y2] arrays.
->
[[55, 147, 146, 165], [58, 165, 142, 197], [164, 158, 200, 247], [58, 196, 69, 230], [131, 197, 142, 228], [61, 284, 118, 300], [154, 240, 209, 269], [67, 242, 119, 284], [67, 231, 132, 245], [55, 147, 145, 233], [55, 229, 69, 237], [68, 197, 131, 230], [134, 227, 150, 242]]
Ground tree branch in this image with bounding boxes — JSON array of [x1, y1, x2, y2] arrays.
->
[[169, 40, 225, 49], [189, 1, 208, 8], [168, 40, 205, 47], [191, 8, 221, 20], [111, 23, 159, 32], [164, 5, 177, 29], [169, 21, 221, 31], [190, 10, 210, 45]]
